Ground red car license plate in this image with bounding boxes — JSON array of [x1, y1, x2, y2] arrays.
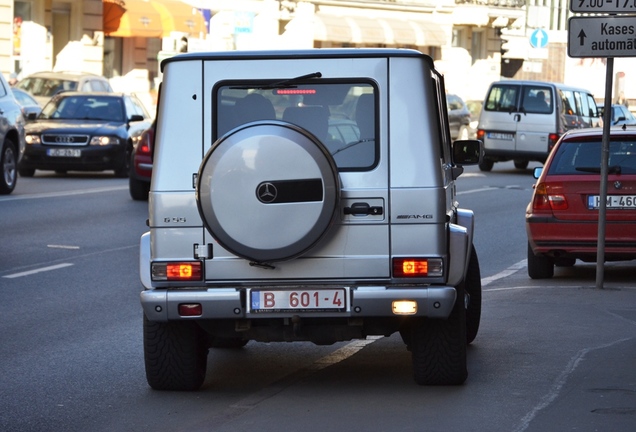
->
[[250, 288, 346, 312], [588, 195, 636, 209]]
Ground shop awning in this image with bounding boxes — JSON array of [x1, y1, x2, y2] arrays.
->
[[313, 13, 448, 47], [313, 13, 353, 43], [103, 0, 206, 38]]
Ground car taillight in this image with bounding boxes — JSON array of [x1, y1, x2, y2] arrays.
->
[[138, 129, 154, 156], [151, 261, 203, 281], [548, 133, 560, 152], [477, 129, 485, 140], [533, 183, 568, 211], [392, 258, 443, 277]]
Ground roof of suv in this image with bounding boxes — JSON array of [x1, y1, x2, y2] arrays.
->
[[161, 48, 430, 70]]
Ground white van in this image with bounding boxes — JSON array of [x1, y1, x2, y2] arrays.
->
[[476, 80, 600, 171]]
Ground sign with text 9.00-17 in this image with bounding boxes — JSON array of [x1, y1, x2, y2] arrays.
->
[[567, 15, 636, 58]]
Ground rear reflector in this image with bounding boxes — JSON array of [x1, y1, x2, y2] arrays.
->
[[179, 303, 202, 316]]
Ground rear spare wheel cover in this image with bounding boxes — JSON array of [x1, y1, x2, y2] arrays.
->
[[197, 121, 340, 262]]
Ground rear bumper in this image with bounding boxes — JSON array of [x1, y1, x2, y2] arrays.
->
[[140, 285, 457, 322], [527, 216, 636, 257]]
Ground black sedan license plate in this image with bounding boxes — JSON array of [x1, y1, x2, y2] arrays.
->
[[250, 288, 347, 313], [47, 148, 81, 157]]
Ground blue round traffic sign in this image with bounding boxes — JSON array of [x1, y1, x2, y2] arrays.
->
[[530, 29, 548, 49]]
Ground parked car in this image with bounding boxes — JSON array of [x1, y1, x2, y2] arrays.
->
[[14, 71, 113, 106], [477, 80, 600, 171], [446, 93, 471, 140], [526, 127, 636, 279], [11, 87, 42, 118], [18, 92, 152, 178], [0, 73, 26, 194], [129, 119, 155, 200], [598, 103, 636, 126]]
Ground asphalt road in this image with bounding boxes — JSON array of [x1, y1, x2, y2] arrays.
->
[[1, 165, 634, 432]]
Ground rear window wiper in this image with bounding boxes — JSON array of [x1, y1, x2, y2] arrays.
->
[[575, 165, 621, 174], [231, 72, 322, 90]]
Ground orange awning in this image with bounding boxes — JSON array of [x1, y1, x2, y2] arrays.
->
[[103, 0, 206, 38]]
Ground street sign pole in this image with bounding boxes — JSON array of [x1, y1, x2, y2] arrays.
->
[[596, 57, 613, 290]]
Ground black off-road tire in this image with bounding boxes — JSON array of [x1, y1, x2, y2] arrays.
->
[[514, 159, 529, 169], [478, 158, 494, 172], [411, 285, 468, 385], [129, 176, 150, 201], [527, 242, 554, 279], [0, 140, 18, 194], [143, 315, 208, 391], [464, 245, 482, 345]]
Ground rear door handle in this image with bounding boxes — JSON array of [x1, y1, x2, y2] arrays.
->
[[343, 202, 383, 216]]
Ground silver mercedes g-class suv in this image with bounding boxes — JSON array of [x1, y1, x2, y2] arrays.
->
[[140, 49, 483, 390]]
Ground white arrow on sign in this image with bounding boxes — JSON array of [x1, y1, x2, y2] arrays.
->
[[568, 16, 636, 58]]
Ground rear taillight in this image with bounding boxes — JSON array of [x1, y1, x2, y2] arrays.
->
[[138, 128, 154, 156], [548, 133, 560, 152], [477, 129, 485, 140], [151, 261, 203, 281], [392, 258, 443, 278], [532, 183, 568, 211]]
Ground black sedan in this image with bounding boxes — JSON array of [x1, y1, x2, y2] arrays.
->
[[18, 92, 152, 177]]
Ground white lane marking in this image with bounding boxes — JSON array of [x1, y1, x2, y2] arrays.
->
[[457, 186, 499, 195], [47, 245, 81, 250], [0, 185, 128, 202], [3, 263, 74, 279], [482, 259, 527, 286], [512, 337, 633, 432], [459, 172, 486, 178], [310, 336, 383, 370]]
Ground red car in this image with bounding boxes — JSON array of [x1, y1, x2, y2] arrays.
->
[[526, 127, 636, 279], [129, 119, 155, 200]]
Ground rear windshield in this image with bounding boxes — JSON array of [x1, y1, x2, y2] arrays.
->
[[484, 83, 553, 114], [214, 81, 377, 171], [548, 140, 636, 175]]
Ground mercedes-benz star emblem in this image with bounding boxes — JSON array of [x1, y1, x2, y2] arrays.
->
[[257, 182, 277, 203]]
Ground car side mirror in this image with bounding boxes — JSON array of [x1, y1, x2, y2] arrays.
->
[[27, 112, 38, 121], [533, 167, 543, 179], [129, 114, 145, 122], [452, 139, 483, 166]]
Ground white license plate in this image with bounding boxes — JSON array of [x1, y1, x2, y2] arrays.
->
[[250, 288, 347, 313], [588, 195, 636, 209], [487, 132, 514, 140], [47, 148, 81, 157]]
